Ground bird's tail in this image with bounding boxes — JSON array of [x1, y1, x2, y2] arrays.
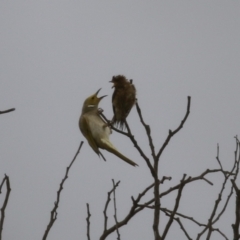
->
[[112, 119, 126, 131], [101, 139, 138, 167]]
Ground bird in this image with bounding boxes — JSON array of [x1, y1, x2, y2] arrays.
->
[[110, 75, 136, 130], [79, 88, 138, 167]]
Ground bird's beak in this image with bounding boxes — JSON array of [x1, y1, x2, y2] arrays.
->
[[95, 88, 102, 96], [99, 95, 107, 100], [95, 88, 107, 100], [109, 81, 115, 88]]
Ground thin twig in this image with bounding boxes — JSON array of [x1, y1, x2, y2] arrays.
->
[[161, 208, 228, 239], [175, 217, 192, 240], [42, 141, 83, 240], [112, 179, 120, 240], [0, 175, 11, 240], [135, 102, 156, 159], [0, 108, 15, 114], [86, 203, 91, 240], [161, 208, 205, 226], [125, 120, 155, 177], [156, 96, 191, 160], [163, 209, 192, 240], [216, 144, 223, 170], [103, 181, 120, 232]]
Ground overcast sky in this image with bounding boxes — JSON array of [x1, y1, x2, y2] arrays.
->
[[1, 1, 240, 240]]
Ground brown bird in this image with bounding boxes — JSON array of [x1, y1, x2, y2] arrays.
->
[[79, 88, 138, 167], [110, 75, 136, 130]]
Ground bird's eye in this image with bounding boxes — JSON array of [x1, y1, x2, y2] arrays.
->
[[92, 97, 94, 100]]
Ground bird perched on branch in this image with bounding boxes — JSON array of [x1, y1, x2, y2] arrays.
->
[[110, 75, 136, 130], [79, 88, 138, 167]]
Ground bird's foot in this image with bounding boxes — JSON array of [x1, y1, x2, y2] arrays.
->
[[98, 108, 104, 113], [103, 120, 113, 129]]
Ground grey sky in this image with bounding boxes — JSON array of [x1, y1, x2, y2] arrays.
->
[[1, 1, 240, 239]]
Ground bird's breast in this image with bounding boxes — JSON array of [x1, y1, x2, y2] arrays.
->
[[88, 115, 111, 142]]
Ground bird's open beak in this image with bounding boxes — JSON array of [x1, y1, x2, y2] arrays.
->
[[95, 88, 107, 100], [109, 81, 115, 88]]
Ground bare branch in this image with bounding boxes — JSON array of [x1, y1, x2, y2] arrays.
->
[[157, 96, 191, 160], [213, 178, 236, 225], [0, 108, 15, 115], [102, 180, 120, 232], [216, 144, 223, 170], [100, 181, 156, 240], [0, 175, 11, 240], [174, 217, 192, 240], [86, 203, 91, 240], [42, 141, 84, 240], [161, 208, 228, 239], [112, 180, 120, 240], [231, 137, 240, 240], [135, 102, 156, 159], [231, 180, 240, 240], [125, 120, 156, 178], [197, 139, 239, 240], [161, 208, 205, 227], [197, 140, 239, 240], [159, 169, 221, 199], [131, 169, 227, 216], [153, 177, 161, 240], [162, 174, 186, 240]]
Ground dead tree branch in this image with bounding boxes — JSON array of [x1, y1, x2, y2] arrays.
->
[[156, 96, 191, 160], [112, 179, 121, 240], [135, 102, 156, 159], [86, 203, 91, 240], [162, 174, 186, 239], [0, 108, 15, 115], [0, 175, 11, 240], [42, 141, 83, 240], [102, 180, 120, 233], [197, 137, 240, 240], [231, 137, 240, 240], [99, 181, 156, 240]]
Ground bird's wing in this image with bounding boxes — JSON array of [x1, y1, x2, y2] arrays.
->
[[112, 88, 117, 117], [124, 83, 136, 116]]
